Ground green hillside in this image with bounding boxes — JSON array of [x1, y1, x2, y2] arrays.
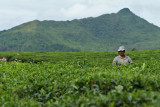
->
[[0, 8, 160, 52]]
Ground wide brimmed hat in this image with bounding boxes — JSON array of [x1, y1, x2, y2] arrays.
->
[[118, 46, 125, 52]]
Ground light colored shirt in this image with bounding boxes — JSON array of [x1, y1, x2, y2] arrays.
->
[[112, 55, 133, 66]]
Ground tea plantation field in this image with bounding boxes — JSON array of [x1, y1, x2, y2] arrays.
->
[[0, 50, 160, 106]]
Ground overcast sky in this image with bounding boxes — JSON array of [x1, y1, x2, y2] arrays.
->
[[0, 0, 160, 31]]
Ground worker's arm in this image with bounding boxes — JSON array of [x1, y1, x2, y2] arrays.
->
[[112, 57, 118, 65]]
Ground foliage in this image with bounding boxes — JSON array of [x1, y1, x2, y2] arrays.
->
[[0, 50, 160, 106], [131, 48, 137, 51]]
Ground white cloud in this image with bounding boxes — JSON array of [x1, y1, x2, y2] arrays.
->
[[0, 9, 37, 30], [61, 4, 87, 17]]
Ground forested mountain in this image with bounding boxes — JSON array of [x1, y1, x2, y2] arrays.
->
[[0, 8, 160, 52]]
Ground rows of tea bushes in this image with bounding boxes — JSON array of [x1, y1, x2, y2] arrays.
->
[[1, 49, 160, 65], [0, 50, 160, 106]]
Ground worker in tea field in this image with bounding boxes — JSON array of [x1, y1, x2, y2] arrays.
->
[[112, 46, 133, 66]]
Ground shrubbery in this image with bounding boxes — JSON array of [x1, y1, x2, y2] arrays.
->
[[0, 50, 160, 106]]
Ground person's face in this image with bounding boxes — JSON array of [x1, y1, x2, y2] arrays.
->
[[119, 51, 125, 56]]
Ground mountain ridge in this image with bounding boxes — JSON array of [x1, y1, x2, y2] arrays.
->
[[0, 8, 160, 52]]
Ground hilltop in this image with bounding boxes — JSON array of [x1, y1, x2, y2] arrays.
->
[[0, 8, 160, 52]]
